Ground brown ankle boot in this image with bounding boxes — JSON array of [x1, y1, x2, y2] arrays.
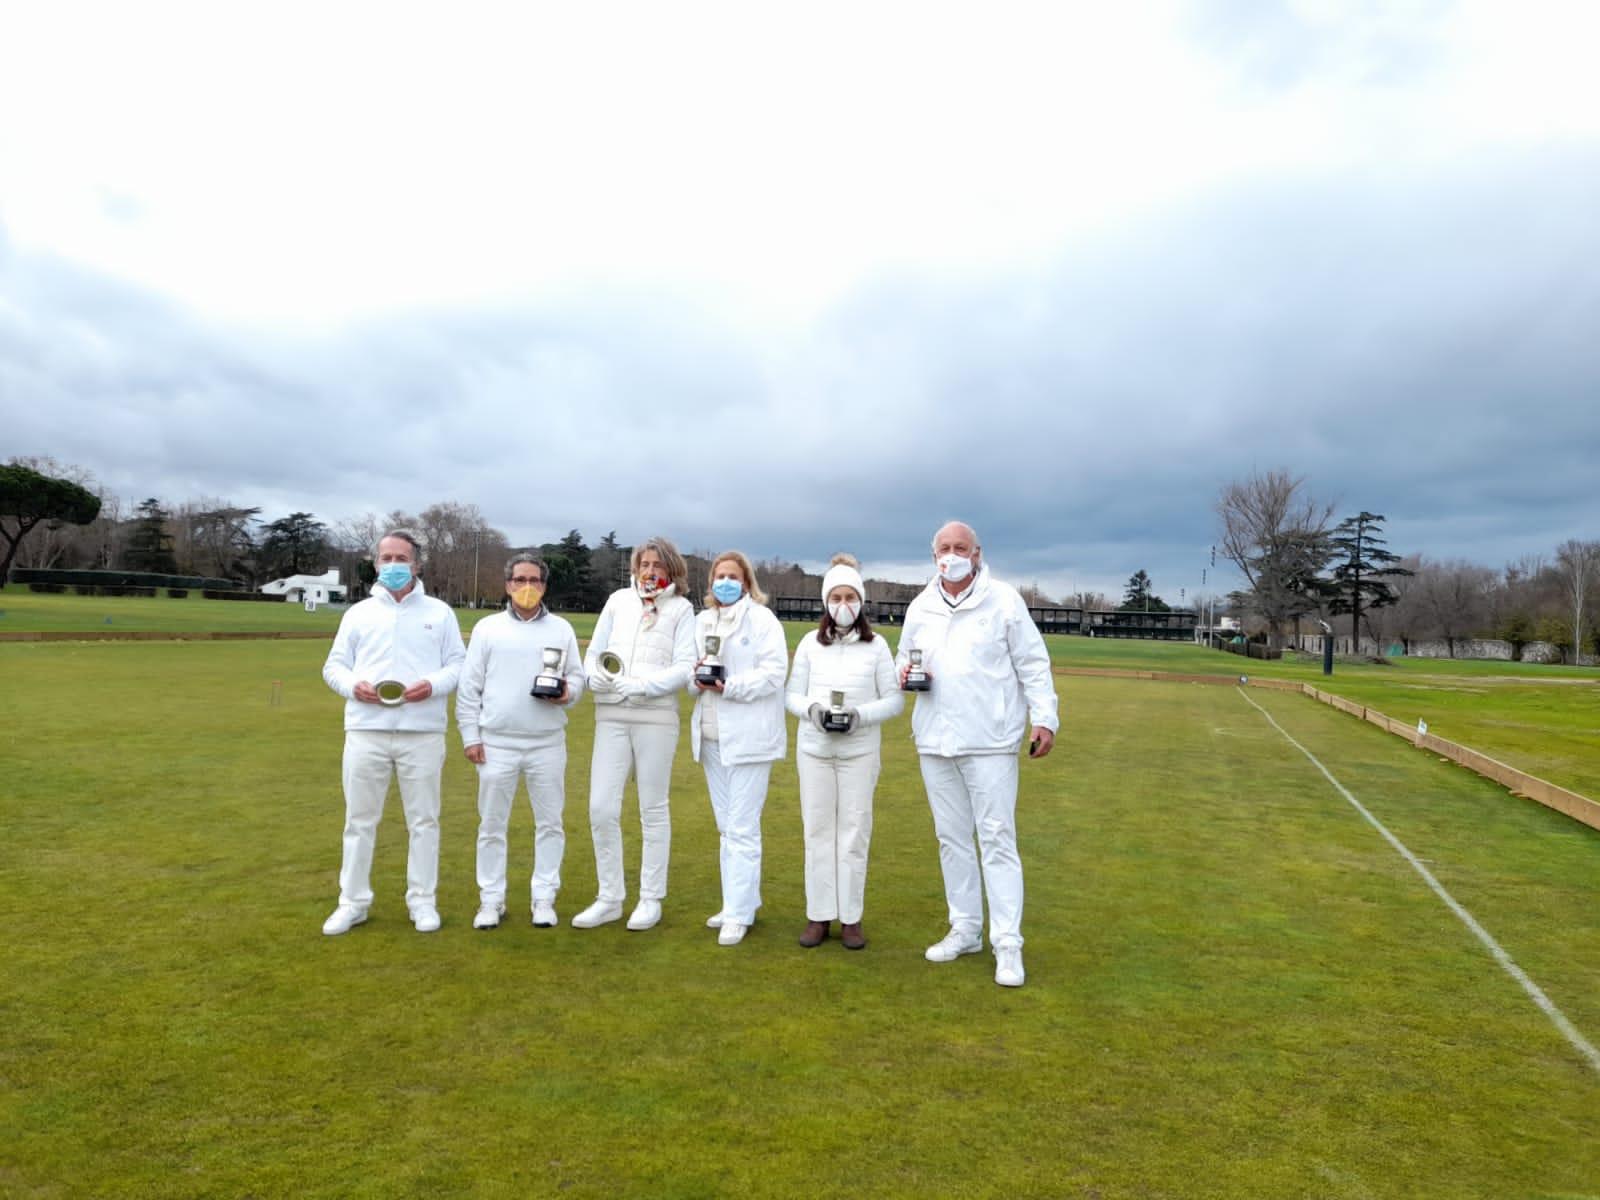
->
[[799, 920, 829, 948], [840, 922, 866, 950]]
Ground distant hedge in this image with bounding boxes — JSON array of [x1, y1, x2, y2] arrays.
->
[[202, 589, 285, 603], [70, 585, 159, 598], [10, 568, 240, 591]]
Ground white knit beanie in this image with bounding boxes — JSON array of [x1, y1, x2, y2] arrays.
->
[[820, 556, 867, 604]]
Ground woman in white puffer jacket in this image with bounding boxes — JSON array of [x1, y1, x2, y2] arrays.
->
[[783, 554, 903, 950], [571, 537, 697, 933]]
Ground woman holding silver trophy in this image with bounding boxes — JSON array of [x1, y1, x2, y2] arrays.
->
[[571, 537, 698, 933], [689, 550, 789, 946], [783, 554, 903, 950]]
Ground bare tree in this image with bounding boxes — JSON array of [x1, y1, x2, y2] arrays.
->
[[1555, 539, 1600, 665], [1418, 559, 1495, 657], [1216, 469, 1334, 648]]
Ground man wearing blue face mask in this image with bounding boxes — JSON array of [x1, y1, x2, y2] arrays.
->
[[896, 520, 1059, 987], [320, 529, 466, 935]]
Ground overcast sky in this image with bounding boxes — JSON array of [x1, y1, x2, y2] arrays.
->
[[2, 1, 1597, 601]]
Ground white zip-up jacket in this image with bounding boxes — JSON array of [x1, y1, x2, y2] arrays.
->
[[895, 567, 1059, 757], [457, 607, 586, 747], [687, 596, 789, 766], [785, 630, 903, 760], [584, 583, 696, 725], [322, 580, 466, 733]]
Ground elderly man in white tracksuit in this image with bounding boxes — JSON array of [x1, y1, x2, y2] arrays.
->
[[897, 520, 1059, 987], [689, 550, 789, 947], [784, 553, 903, 950], [571, 536, 697, 933], [457, 553, 586, 931], [321, 530, 466, 936]]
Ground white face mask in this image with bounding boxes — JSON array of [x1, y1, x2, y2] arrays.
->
[[936, 554, 974, 584], [828, 601, 860, 628]]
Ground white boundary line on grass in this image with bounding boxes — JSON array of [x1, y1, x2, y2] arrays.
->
[[1237, 687, 1600, 1078]]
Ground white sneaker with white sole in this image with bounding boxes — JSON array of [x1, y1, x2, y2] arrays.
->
[[473, 904, 505, 930], [924, 928, 983, 962], [411, 906, 441, 933], [627, 900, 662, 931], [994, 945, 1025, 987], [570, 899, 621, 928], [322, 905, 368, 936], [532, 901, 559, 927], [717, 921, 747, 946]]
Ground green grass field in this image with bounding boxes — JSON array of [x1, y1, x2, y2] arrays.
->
[[3, 599, 1598, 1197]]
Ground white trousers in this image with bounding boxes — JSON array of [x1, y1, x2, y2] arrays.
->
[[701, 741, 772, 925], [338, 730, 446, 912], [475, 739, 567, 908], [796, 750, 880, 923], [588, 718, 679, 903], [919, 752, 1024, 949]]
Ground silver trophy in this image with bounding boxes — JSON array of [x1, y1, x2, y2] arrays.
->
[[695, 634, 726, 685], [822, 688, 853, 732], [599, 650, 624, 676], [530, 647, 566, 698], [903, 648, 930, 692], [375, 679, 407, 706]]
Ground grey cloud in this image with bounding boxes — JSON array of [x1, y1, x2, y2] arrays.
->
[[4, 143, 1597, 602]]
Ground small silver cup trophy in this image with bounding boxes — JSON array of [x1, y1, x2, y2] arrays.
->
[[822, 688, 852, 732], [695, 634, 726, 686], [902, 648, 930, 692], [599, 650, 624, 676], [530, 646, 566, 698]]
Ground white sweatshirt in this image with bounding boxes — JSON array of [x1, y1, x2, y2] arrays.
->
[[456, 607, 586, 747], [895, 567, 1060, 757], [322, 580, 465, 733], [785, 630, 903, 760]]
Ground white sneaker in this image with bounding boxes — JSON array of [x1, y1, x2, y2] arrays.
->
[[718, 921, 747, 946], [532, 901, 559, 928], [411, 906, 441, 933], [570, 899, 622, 929], [322, 905, 367, 936], [473, 904, 504, 930], [627, 899, 662, 931], [925, 928, 983, 962], [994, 945, 1026, 987], [705, 912, 725, 929]]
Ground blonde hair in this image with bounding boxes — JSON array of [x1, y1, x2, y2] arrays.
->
[[706, 549, 767, 607], [631, 536, 688, 594]]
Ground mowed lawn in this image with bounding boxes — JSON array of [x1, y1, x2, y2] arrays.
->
[[2, 637, 1597, 1198]]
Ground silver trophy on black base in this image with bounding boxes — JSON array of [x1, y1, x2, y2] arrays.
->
[[822, 688, 853, 732], [530, 647, 566, 698], [902, 648, 930, 692], [695, 634, 726, 686]]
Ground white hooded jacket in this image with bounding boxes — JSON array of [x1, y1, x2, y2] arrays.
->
[[895, 566, 1059, 757], [583, 582, 696, 724]]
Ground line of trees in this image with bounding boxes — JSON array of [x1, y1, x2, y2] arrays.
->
[[1217, 468, 1599, 663]]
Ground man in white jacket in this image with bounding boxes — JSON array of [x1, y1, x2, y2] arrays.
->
[[321, 530, 466, 936], [896, 520, 1059, 987], [457, 554, 586, 931]]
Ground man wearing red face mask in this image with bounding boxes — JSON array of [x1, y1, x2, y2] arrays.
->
[[457, 554, 585, 931], [896, 520, 1059, 988], [571, 537, 697, 932]]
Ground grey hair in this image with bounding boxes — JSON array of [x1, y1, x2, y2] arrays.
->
[[930, 520, 980, 551], [504, 552, 548, 583], [375, 528, 425, 564]]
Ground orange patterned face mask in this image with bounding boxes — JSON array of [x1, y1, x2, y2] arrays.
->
[[511, 583, 545, 611]]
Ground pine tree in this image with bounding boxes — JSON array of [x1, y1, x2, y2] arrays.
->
[[1326, 512, 1411, 649]]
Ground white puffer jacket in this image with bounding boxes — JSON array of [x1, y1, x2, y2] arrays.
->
[[784, 630, 903, 759], [687, 596, 788, 766], [584, 583, 696, 725]]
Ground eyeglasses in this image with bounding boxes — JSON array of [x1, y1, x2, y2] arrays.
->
[[510, 576, 544, 586]]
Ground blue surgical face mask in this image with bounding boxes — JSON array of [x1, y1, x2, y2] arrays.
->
[[378, 562, 413, 591], [712, 578, 744, 605]]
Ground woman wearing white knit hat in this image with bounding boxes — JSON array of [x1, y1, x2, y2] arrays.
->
[[571, 537, 697, 933], [783, 554, 903, 949]]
